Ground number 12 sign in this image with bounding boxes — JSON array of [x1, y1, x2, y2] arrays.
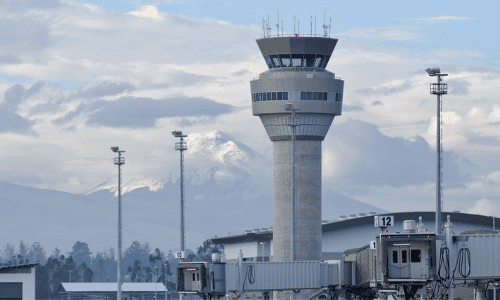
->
[[374, 215, 394, 227]]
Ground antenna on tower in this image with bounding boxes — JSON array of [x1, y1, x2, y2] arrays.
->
[[262, 18, 266, 38], [315, 14, 317, 36], [298, 20, 300, 35], [267, 15, 271, 37], [294, 15, 296, 35], [329, 17, 332, 37], [276, 11, 280, 37], [310, 15, 312, 36], [281, 20, 283, 36], [323, 11, 331, 38]]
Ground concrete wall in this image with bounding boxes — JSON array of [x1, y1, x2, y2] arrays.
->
[[224, 241, 258, 260], [273, 140, 322, 262], [322, 219, 491, 252], [0, 267, 36, 299]]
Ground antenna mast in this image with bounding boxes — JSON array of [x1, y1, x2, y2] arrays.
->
[[276, 11, 279, 37], [262, 18, 266, 38], [323, 12, 331, 38]]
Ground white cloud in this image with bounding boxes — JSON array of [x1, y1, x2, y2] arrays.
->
[[429, 49, 487, 59], [127, 5, 166, 22], [341, 26, 420, 41], [406, 16, 475, 23], [467, 198, 497, 216], [83, 3, 98, 12]]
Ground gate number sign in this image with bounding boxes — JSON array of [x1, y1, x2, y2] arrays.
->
[[374, 215, 394, 227]]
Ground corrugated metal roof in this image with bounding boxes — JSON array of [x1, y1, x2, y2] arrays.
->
[[60, 282, 166, 292], [211, 211, 500, 244], [0, 263, 39, 271]]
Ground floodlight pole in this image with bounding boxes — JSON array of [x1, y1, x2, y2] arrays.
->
[[165, 260, 168, 300], [112, 147, 125, 300], [172, 131, 187, 300], [172, 132, 187, 253], [427, 68, 447, 235], [284, 104, 300, 262]]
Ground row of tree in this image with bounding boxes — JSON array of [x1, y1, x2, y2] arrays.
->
[[0, 239, 222, 299]]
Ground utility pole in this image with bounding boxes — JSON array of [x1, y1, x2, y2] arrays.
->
[[426, 68, 447, 235], [283, 103, 300, 262], [172, 131, 187, 253], [171, 131, 187, 300], [111, 146, 125, 300]]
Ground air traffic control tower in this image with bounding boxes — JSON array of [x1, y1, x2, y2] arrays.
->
[[250, 35, 343, 262]]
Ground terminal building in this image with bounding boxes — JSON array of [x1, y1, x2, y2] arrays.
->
[[58, 282, 167, 300], [0, 263, 37, 300], [212, 211, 499, 262]]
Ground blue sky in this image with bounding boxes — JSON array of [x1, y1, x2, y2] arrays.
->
[[78, 0, 499, 66], [1, 0, 500, 220]]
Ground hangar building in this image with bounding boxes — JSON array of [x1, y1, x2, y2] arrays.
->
[[58, 282, 167, 300], [0, 263, 37, 300], [212, 211, 499, 262]]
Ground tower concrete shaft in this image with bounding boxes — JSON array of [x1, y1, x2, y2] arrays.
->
[[251, 36, 343, 262]]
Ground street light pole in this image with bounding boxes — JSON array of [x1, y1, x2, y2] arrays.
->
[[426, 68, 448, 235], [165, 260, 168, 300], [172, 131, 187, 253], [172, 131, 187, 300], [283, 103, 300, 262], [111, 146, 125, 300]]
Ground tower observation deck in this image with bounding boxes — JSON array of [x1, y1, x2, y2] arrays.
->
[[250, 36, 344, 262]]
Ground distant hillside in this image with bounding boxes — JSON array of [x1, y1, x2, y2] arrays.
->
[[0, 131, 388, 254]]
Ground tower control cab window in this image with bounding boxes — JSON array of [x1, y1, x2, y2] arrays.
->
[[262, 54, 331, 69], [411, 249, 421, 263]]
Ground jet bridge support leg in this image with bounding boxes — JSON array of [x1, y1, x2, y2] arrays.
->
[[475, 281, 487, 300]]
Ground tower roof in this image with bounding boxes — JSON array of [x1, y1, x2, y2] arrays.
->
[[256, 37, 338, 56]]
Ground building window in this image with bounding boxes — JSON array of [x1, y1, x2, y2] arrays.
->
[[292, 54, 303, 67], [272, 92, 277, 100], [392, 250, 398, 264], [335, 93, 343, 102], [283, 92, 288, 100], [270, 55, 280, 68], [277, 92, 283, 100], [411, 249, 421, 263], [307, 92, 312, 100], [264, 56, 273, 69], [401, 250, 407, 263], [263, 53, 330, 69], [280, 54, 291, 67]]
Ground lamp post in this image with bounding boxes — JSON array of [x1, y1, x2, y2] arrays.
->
[[154, 267, 158, 300], [171, 131, 187, 254], [425, 68, 448, 235], [111, 146, 125, 300], [283, 103, 300, 261], [165, 260, 168, 300], [260, 242, 265, 262], [172, 131, 187, 300]]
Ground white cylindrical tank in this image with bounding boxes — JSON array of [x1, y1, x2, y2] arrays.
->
[[403, 220, 417, 233]]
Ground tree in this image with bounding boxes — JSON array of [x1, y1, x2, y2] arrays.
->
[[18, 241, 28, 264], [62, 256, 80, 283], [77, 262, 93, 282], [95, 258, 107, 282], [127, 259, 144, 282], [27, 242, 46, 264], [3, 243, 15, 265], [196, 239, 223, 262], [71, 241, 92, 267]]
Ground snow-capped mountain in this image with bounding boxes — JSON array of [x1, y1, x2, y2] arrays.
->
[[1, 131, 387, 255]]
